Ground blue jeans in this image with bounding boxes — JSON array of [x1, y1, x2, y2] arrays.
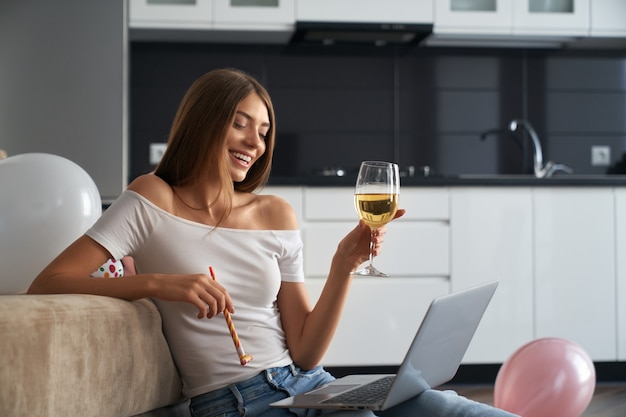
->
[[189, 364, 519, 417], [189, 364, 337, 417]]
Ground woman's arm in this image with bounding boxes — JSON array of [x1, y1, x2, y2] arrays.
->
[[27, 234, 233, 319], [278, 211, 405, 370]]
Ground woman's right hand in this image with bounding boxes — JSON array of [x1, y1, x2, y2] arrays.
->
[[152, 273, 234, 319], [334, 209, 406, 273]]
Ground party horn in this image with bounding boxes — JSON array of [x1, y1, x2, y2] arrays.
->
[[209, 266, 253, 365]]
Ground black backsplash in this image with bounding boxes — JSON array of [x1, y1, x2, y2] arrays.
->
[[129, 42, 626, 182]]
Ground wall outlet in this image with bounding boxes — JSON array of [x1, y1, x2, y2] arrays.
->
[[149, 143, 167, 165], [591, 145, 611, 167]]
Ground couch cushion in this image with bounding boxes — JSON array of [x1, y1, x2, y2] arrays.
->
[[0, 294, 183, 417]]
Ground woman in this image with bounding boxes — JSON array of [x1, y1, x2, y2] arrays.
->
[[28, 68, 516, 417]]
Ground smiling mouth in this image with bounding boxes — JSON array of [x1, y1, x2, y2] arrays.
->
[[230, 151, 252, 165]]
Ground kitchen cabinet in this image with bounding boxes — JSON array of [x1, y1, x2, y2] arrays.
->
[[434, 0, 513, 35], [615, 189, 626, 360], [434, 0, 590, 37], [590, 0, 626, 37], [129, 0, 213, 28], [296, 0, 433, 24], [129, 0, 294, 31], [450, 188, 534, 363], [512, 0, 589, 36], [213, 0, 294, 30], [302, 187, 449, 278], [263, 185, 623, 365], [263, 186, 450, 366], [303, 221, 450, 278], [533, 188, 616, 360], [452, 187, 617, 362], [302, 186, 450, 366], [305, 277, 449, 366]]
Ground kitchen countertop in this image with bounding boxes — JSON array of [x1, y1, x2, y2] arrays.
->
[[267, 174, 626, 187]]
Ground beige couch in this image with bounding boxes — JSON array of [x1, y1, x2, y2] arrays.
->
[[0, 294, 190, 417]]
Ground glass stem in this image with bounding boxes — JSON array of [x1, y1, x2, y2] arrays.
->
[[368, 228, 376, 267]]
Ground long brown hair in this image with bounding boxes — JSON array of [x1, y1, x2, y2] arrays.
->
[[154, 68, 276, 196]]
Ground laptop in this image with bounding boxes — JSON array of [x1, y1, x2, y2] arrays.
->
[[270, 281, 498, 411]]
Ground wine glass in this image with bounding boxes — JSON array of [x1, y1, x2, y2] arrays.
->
[[352, 161, 400, 277]]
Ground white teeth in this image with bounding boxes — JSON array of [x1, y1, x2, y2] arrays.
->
[[231, 152, 252, 163]]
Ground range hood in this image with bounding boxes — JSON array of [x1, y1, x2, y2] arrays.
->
[[290, 21, 433, 47]]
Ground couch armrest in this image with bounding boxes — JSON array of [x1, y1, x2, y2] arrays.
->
[[0, 294, 183, 417]]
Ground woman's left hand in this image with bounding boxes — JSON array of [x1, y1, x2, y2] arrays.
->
[[335, 209, 406, 272]]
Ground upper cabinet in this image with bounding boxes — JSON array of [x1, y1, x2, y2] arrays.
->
[[296, 0, 433, 24], [434, 0, 513, 34], [129, 0, 294, 30], [129, 0, 626, 45], [434, 0, 590, 37], [129, 0, 295, 43], [590, 0, 626, 37], [213, 0, 294, 30], [513, 0, 589, 36], [129, 0, 213, 29]]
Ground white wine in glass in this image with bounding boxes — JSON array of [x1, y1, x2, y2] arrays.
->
[[352, 161, 400, 277]]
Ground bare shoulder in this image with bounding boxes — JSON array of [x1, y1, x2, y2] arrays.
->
[[127, 174, 174, 211], [256, 193, 298, 230]]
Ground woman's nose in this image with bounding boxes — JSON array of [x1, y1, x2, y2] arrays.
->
[[245, 129, 264, 147]]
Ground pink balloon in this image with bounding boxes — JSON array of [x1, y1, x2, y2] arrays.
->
[[494, 338, 595, 417]]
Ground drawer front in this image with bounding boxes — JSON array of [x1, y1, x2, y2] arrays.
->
[[303, 222, 449, 277]]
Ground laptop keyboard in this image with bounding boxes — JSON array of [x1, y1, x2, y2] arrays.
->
[[321, 375, 396, 405]]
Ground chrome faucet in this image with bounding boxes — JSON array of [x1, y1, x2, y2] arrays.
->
[[508, 119, 573, 178]]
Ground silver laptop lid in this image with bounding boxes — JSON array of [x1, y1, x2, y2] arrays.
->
[[382, 281, 498, 408]]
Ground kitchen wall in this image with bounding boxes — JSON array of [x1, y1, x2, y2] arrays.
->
[[130, 42, 626, 180], [1, 0, 126, 202]]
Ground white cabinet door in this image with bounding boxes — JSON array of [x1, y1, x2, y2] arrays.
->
[[434, 0, 514, 35], [129, 0, 213, 28], [615, 189, 626, 360], [306, 277, 449, 366], [450, 187, 534, 363], [213, 0, 295, 30], [434, 0, 590, 36], [297, 0, 433, 24], [130, 0, 294, 32], [533, 188, 616, 361], [590, 0, 626, 37], [513, 0, 590, 36]]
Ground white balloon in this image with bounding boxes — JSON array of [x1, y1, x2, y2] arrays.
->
[[0, 153, 101, 294]]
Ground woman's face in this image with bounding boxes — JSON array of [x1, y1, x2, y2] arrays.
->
[[226, 93, 270, 183]]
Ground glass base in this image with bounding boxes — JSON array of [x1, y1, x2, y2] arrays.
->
[[351, 264, 389, 277]]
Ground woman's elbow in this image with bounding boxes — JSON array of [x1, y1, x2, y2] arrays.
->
[[291, 352, 323, 371], [27, 282, 46, 294], [26, 275, 55, 294]]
